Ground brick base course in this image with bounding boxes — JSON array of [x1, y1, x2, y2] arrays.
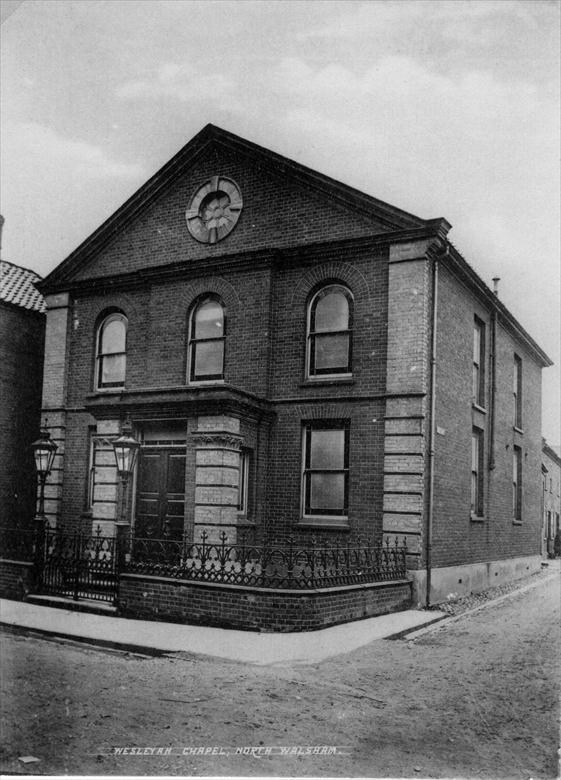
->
[[0, 559, 36, 601], [0, 558, 412, 632], [119, 574, 412, 632]]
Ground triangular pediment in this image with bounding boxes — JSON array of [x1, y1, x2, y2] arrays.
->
[[41, 125, 428, 290]]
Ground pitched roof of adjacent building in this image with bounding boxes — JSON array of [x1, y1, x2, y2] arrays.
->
[[0, 259, 46, 314], [543, 439, 561, 468]]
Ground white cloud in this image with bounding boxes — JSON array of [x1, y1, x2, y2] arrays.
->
[[299, 0, 541, 41], [3, 122, 145, 181], [0, 123, 146, 271], [116, 62, 240, 110], [271, 55, 559, 210]]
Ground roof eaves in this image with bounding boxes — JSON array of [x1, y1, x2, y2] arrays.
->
[[445, 243, 553, 368], [543, 441, 561, 467]]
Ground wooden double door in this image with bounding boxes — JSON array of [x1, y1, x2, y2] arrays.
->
[[135, 447, 186, 540]]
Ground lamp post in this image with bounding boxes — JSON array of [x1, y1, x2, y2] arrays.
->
[[31, 428, 58, 520], [112, 420, 140, 525], [31, 428, 58, 575], [112, 420, 140, 571]]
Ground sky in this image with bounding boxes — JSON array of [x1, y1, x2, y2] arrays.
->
[[1, 0, 560, 441]]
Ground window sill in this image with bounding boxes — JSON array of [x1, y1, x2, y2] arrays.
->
[[188, 379, 225, 387], [513, 426, 524, 435], [299, 517, 350, 530], [512, 520, 523, 526], [472, 403, 487, 414], [94, 386, 125, 393], [470, 514, 485, 523], [300, 378, 355, 388]]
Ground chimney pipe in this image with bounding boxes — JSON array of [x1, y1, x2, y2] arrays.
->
[[492, 277, 500, 296]]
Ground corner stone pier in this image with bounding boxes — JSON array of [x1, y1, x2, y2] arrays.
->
[[192, 415, 242, 544]]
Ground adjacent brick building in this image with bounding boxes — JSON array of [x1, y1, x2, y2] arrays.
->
[[0, 233, 46, 528], [542, 440, 561, 557], [33, 125, 552, 615]]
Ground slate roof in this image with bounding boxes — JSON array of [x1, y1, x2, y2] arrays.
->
[[0, 259, 46, 313]]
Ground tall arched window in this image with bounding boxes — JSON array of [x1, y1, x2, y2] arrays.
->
[[96, 312, 127, 389], [307, 284, 353, 377], [189, 297, 225, 382]]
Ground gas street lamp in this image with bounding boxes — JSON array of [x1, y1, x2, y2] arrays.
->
[[112, 420, 140, 524], [31, 428, 58, 518]]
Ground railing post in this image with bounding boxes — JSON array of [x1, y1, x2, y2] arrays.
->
[[73, 528, 81, 601], [287, 535, 295, 588], [32, 517, 47, 592], [115, 523, 130, 572], [309, 535, 316, 588]]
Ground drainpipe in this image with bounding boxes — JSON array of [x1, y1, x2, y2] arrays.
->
[[485, 283, 499, 549], [489, 281, 499, 472], [426, 245, 447, 609]]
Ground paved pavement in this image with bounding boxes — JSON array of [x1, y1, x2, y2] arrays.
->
[[2, 568, 559, 777], [0, 598, 445, 664], [2, 564, 556, 664]]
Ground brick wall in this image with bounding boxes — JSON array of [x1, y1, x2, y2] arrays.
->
[[0, 559, 35, 600], [542, 445, 561, 554], [119, 574, 411, 632], [61, 237, 391, 544], [432, 263, 544, 567], [67, 271, 272, 401], [0, 302, 45, 528], [266, 400, 385, 544]]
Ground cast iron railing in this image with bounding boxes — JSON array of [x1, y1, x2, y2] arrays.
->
[[124, 531, 407, 589], [39, 525, 119, 602]]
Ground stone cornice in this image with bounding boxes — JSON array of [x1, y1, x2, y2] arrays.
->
[[191, 431, 244, 449], [42, 224, 450, 297], [84, 384, 275, 422]]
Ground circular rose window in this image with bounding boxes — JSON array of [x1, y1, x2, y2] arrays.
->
[[185, 176, 243, 244]]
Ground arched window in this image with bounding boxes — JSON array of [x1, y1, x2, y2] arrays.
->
[[307, 284, 353, 377], [188, 297, 225, 382], [95, 312, 127, 389]]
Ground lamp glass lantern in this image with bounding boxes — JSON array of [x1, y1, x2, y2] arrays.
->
[[31, 430, 58, 479], [31, 429, 58, 519], [112, 426, 140, 479]]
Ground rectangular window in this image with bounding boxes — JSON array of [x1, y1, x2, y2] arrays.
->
[[237, 449, 250, 515], [302, 422, 349, 519], [473, 317, 485, 407], [513, 445, 522, 522], [513, 354, 522, 428], [471, 427, 484, 517], [87, 436, 117, 510]]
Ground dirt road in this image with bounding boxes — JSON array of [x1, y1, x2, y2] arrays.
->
[[1, 571, 559, 778]]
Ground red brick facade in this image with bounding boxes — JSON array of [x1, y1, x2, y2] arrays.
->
[[28, 125, 552, 619], [119, 575, 412, 632], [0, 291, 45, 528]]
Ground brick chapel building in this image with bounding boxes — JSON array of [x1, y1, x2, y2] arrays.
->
[[34, 125, 552, 612]]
